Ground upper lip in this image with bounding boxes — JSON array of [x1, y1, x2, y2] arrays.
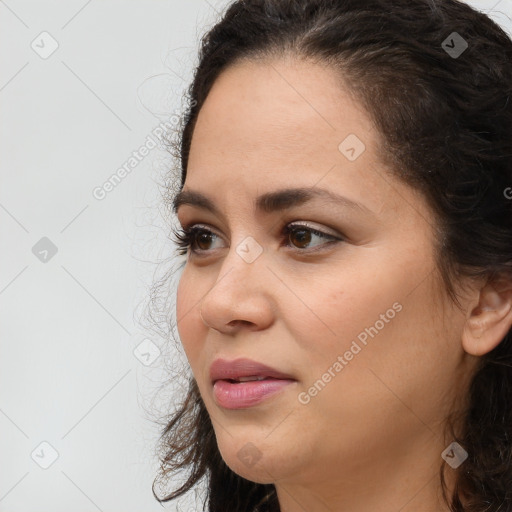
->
[[210, 357, 296, 383]]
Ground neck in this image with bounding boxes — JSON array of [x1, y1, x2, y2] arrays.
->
[[274, 431, 457, 512]]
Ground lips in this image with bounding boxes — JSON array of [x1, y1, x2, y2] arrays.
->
[[209, 357, 296, 384]]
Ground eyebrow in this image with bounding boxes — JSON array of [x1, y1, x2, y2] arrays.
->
[[172, 187, 375, 217]]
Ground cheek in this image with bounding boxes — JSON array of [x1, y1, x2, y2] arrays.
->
[[175, 273, 189, 338], [291, 298, 441, 455], [298, 269, 398, 356], [175, 270, 204, 364], [295, 266, 442, 401], [318, 276, 426, 375]]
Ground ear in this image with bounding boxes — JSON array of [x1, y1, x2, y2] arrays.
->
[[462, 278, 512, 356]]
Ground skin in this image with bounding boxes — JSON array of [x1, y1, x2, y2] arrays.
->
[[174, 55, 512, 512]]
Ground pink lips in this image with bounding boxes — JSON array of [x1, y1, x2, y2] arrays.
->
[[209, 357, 297, 409]]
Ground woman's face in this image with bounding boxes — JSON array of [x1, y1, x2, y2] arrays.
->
[[174, 56, 476, 509]]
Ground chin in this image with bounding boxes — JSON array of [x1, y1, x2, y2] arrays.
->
[[216, 439, 287, 484]]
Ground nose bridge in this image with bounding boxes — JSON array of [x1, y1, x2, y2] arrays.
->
[[210, 233, 266, 297], [199, 233, 270, 328]]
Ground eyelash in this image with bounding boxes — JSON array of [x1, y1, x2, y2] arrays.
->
[[171, 222, 343, 257]]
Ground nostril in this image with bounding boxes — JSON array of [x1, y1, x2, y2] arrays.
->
[[228, 320, 252, 327]]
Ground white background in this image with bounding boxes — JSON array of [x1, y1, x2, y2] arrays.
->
[[1, 1, 510, 511]]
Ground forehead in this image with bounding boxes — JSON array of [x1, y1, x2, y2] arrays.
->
[[189, 56, 375, 156], [183, 56, 428, 225]]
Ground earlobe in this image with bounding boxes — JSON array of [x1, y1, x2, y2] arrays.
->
[[461, 281, 512, 357]]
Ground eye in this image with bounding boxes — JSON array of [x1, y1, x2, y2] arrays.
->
[[282, 223, 341, 251], [171, 224, 224, 255], [170, 222, 343, 257]]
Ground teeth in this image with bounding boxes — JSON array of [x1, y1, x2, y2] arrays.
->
[[236, 376, 267, 382]]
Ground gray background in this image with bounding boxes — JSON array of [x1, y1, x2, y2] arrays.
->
[[0, 0, 510, 511]]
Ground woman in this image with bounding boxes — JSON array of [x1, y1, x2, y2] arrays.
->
[[150, 0, 512, 510]]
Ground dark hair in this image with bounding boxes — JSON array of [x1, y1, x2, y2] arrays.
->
[[149, 1, 512, 510]]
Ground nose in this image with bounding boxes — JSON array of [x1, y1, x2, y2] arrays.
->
[[198, 242, 275, 334]]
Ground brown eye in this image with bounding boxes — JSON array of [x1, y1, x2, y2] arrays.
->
[[173, 222, 342, 258], [284, 223, 340, 251], [288, 227, 312, 249], [195, 229, 215, 251], [172, 225, 224, 256]]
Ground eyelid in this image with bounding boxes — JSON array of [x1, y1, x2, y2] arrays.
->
[[180, 218, 342, 235], [186, 223, 222, 238], [179, 221, 342, 242], [286, 221, 341, 239]]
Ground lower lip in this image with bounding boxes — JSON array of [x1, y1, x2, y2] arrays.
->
[[212, 379, 296, 409]]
